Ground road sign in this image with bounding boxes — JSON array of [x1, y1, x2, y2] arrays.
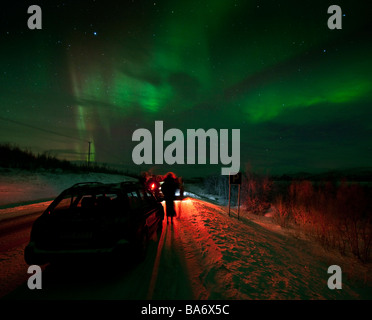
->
[[228, 172, 242, 219], [229, 172, 242, 185]]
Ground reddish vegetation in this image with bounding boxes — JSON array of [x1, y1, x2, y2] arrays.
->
[[271, 180, 372, 262], [203, 166, 372, 263]]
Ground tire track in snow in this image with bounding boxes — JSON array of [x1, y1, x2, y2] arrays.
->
[[176, 199, 249, 299]]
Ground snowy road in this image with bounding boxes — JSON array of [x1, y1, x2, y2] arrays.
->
[[1, 198, 371, 300]]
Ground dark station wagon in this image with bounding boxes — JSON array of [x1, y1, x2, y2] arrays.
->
[[24, 181, 164, 265]]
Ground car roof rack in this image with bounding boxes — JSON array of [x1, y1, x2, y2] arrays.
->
[[70, 182, 104, 188], [120, 181, 138, 186]]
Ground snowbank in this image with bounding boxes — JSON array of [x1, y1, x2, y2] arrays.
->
[[184, 183, 228, 205]]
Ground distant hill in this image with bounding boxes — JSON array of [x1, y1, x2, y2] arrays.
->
[[0, 143, 138, 177], [272, 167, 372, 182]]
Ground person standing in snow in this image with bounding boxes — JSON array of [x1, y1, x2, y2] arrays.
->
[[161, 172, 178, 223]]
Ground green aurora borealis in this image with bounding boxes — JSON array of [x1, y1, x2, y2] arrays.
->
[[0, 0, 371, 177]]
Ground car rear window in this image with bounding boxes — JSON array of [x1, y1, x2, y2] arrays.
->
[[77, 193, 118, 208], [53, 195, 72, 212], [49, 188, 126, 215]]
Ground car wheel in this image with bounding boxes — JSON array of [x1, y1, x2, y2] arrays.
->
[[24, 245, 47, 265], [24, 245, 34, 265]]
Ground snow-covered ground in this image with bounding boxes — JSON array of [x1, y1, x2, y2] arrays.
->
[[178, 183, 372, 299], [177, 199, 371, 299]]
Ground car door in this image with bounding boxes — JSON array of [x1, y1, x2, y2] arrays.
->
[[137, 188, 161, 235]]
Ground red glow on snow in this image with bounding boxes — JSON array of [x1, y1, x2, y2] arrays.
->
[[147, 217, 166, 299], [147, 198, 204, 299]]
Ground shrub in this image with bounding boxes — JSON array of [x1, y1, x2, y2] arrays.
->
[[284, 179, 371, 262], [272, 196, 291, 228], [241, 167, 273, 215]]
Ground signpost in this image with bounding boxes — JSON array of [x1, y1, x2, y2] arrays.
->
[[228, 172, 242, 219]]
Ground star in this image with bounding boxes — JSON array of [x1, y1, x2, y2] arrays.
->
[[93, 32, 97, 36]]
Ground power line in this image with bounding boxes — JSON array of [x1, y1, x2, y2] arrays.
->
[[0, 116, 129, 168], [0, 116, 90, 143]]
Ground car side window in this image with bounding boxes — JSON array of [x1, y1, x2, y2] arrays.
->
[[139, 189, 156, 205], [78, 195, 96, 209], [110, 194, 128, 214], [139, 189, 147, 201], [127, 191, 142, 210], [140, 189, 154, 203], [145, 191, 156, 202]]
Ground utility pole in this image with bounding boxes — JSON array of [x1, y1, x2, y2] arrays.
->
[[88, 141, 91, 167]]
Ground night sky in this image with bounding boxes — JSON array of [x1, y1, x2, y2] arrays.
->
[[0, 0, 371, 177]]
